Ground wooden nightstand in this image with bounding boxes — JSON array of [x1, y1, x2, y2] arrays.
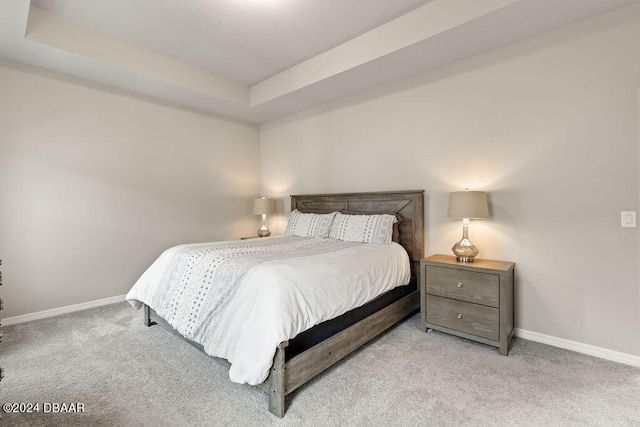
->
[[420, 254, 515, 355]]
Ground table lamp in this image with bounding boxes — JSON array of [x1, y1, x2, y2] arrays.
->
[[447, 189, 489, 262], [253, 197, 276, 237]]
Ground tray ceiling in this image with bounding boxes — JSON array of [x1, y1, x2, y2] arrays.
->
[[1, 0, 637, 124]]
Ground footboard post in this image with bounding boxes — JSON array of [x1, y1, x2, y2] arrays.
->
[[143, 304, 154, 327], [268, 341, 288, 418]]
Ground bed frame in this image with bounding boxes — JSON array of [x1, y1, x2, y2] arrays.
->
[[143, 190, 424, 417]]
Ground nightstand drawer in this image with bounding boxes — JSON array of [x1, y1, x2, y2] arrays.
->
[[426, 266, 499, 308], [426, 295, 499, 341]]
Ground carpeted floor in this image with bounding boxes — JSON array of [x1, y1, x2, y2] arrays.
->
[[1, 302, 639, 426]]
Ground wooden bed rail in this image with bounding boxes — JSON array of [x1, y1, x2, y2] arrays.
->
[[143, 290, 418, 417]]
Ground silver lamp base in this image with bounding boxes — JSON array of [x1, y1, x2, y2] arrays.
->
[[452, 238, 479, 262], [257, 222, 271, 237], [452, 220, 479, 262]]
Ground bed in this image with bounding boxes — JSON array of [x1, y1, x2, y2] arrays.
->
[[128, 190, 424, 417]]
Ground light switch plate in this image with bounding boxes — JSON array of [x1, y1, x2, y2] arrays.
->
[[621, 211, 636, 228]]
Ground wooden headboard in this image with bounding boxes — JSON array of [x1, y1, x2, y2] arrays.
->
[[290, 190, 425, 282]]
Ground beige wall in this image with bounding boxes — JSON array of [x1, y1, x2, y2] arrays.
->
[[261, 7, 640, 356], [0, 60, 260, 319]]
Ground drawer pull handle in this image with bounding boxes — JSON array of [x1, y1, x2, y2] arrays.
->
[[457, 313, 463, 319], [456, 282, 463, 288]]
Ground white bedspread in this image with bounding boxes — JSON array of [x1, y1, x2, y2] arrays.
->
[[126, 236, 410, 385]]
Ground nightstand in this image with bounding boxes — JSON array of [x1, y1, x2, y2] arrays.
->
[[420, 254, 515, 355]]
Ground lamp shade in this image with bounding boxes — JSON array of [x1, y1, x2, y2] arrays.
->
[[447, 191, 489, 219], [253, 197, 276, 215]]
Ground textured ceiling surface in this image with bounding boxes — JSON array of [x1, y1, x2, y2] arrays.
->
[[2, 0, 639, 124]]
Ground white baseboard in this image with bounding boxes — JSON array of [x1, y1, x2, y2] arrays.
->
[[515, 328, 640, 368], [2, 294, 127, 326]]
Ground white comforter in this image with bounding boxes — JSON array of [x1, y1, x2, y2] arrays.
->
[[126, 236, 410, 385]]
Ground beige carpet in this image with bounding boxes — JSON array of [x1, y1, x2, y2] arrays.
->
[[2, 302, 639, 426]]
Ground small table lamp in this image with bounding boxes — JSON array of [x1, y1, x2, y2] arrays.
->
[[253, 197, 276, 237], [447, 189, 489, 262]]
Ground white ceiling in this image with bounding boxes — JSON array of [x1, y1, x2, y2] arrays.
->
[[1, 0, 638, 124]]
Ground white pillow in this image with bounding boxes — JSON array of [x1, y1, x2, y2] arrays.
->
[[283, 210, 337, 238], [329, 212, 398, 245]]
